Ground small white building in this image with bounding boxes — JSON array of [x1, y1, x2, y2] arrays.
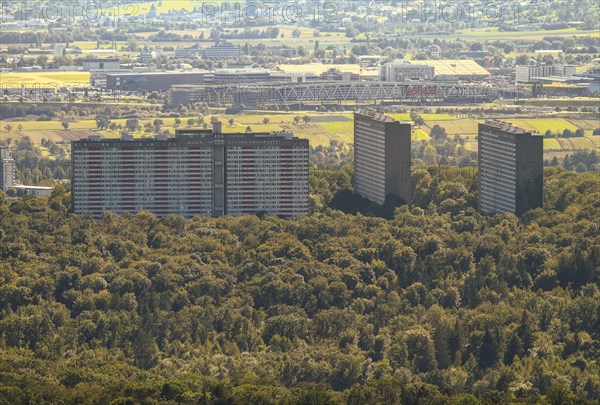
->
[[173, 48, 203, 59], [201, 43, 240, 59], [358, 55, 383, 69], [13, 185, 54, 197], [139, 49, 157, 63]]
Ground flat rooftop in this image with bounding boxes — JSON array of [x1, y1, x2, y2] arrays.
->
[[426, 60, 490, 76], [482, 120, 541, 136], [380, 59, 490, 76], [356, 109, 398, 123], [214, 68, 271, 75], [79, 130, 301, 142], [277, 63, 379, 77], [387, 59, 433, 66], [106, 70, 211, 76], [82, 58, 119, 62]]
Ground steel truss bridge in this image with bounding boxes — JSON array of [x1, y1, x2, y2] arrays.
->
[[171, 81, 500, 106]]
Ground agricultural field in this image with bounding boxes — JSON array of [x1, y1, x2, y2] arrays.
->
[[71, 42, 108, 50], [520, 97, 600, 108], [319, 122, 353, 134], [508, 118, 580, 134], [424, 120, 480, 136], [220, 113, 353, 146], [423, 117, 598, 135], [561, 137, 599, 149], [568, 119, 599, 130], [543, 139, 562, 150], [2, 114, 598, 151], [0, 72, 90, 87]]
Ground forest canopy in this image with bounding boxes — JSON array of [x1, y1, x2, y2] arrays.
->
[[0, 166, 599, 404]]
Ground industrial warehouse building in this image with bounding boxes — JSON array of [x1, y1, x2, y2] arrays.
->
[[105, 71, 211, 92], [81, 58, 120, 71]]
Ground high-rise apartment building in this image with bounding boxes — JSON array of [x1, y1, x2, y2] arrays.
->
[[0, 146, 15, 192], [71, 125, 309, 218], [354, 110, 412, 205], [478, 120, 543, 216]]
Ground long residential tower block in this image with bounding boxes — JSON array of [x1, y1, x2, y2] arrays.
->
[[478, 120, 543, 216], [71, 125, 309, 218], [354, 110, 412, 205]]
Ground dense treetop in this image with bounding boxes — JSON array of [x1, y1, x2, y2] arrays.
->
[[0, 166, 598, 404]]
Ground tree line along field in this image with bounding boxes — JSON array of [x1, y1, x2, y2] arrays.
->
[[67, 26, 353, 51], [1, 114, 598, 153]]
